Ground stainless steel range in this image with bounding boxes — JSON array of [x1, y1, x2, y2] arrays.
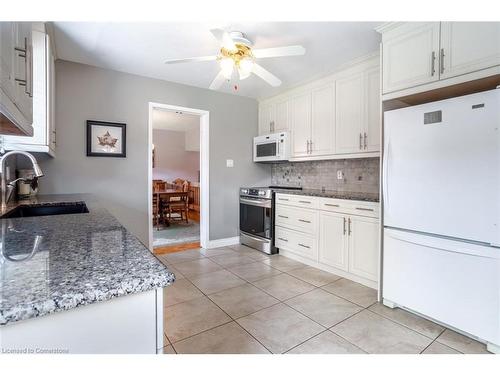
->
[[239, 186, 302, 255]]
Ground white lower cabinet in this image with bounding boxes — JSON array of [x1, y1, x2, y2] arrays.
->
[[275, 193, 380, 287], [347, 215, 379, 281], [319, 211, 348, 271]]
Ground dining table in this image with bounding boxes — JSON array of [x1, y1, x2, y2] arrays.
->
[[153, 189, 189, 229]]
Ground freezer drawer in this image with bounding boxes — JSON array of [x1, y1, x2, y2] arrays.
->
[[383, 228, 500, 346]]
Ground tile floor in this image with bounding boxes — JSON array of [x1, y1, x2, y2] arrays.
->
[[157, 244, 490, 354]]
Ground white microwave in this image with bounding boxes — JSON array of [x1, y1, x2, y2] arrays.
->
[[253, 132, 290, 163]]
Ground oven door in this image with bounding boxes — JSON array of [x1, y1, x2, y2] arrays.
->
[[239, 197, 272, 239]]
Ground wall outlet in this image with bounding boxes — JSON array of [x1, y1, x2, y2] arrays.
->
[[226, 159, 234, 168], [337, 170, 344, 180]]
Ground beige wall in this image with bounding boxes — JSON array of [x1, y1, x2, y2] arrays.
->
[[152, 129, 199, 183], [36, 61, 271, 245]]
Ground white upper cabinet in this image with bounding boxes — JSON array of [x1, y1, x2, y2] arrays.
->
[[258, 54, 380, 161], [0, 22, 34, 135], [440, 22, 500, 80], [364, 66, 381, 152], [378, 22, 500, 97], [290, 91, 311, 157], [382, 22, 441, 94], [274, 99, 289, 132], [0, 22, 16, 103], [258, 102, 274, 135], [335, 71, 364, 154], [311, 83, 335, 156], [258, 98, 289, 135], [2, 25, 56, 155]]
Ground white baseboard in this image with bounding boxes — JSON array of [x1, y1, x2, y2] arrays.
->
[[206, 236, 240, 249]]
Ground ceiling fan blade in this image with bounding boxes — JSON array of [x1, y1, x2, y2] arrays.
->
[[252, 45, 306, 59], [165, 55, 217, 64], [252, 64, 282, 87], [210, 28, 237, 52], [209, 70, 227, 90]]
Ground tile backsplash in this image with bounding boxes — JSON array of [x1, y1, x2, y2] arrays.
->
[[271, 158, 380, 194]]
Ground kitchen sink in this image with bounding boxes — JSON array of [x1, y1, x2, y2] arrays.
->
[[1, 202, 89, 219]]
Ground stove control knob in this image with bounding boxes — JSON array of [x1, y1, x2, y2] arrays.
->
[[258, 190, 266, 196], [241, 189, 249, 194]]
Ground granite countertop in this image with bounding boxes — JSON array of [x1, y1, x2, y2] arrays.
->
[[272, 188, 379, 202], [0, 194, 175, 326]]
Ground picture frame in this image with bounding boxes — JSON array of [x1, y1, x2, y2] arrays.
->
[[86, 120, 126, 157]]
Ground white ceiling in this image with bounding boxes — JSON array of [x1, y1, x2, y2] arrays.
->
[[52, 22, 382, 99], [152, 108, 199, 132]]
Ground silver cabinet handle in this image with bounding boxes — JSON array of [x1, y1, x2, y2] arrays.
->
[[324, 203, 339, 207], [278, 237, 288, 242], [440, 48, 445, 74], [270, 121, 274, 133], [298, 200, 311, 204], [298, 219, 311, 223], [14, 37, 32, 97], [278, 215, 289, 219], [348, 217, 352, 236], [298, 243, 310, 249], [359, 133, 363, 150], [306, 140, 310, 154], [431, 51, 436, 76], [278, 198, 289, 201], [343, 217, 346, 235], [364, 132, 367, 150], [355, 207, 374, 212], [309, 140, 313, 154]]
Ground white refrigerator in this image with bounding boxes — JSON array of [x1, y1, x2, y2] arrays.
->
[[383, 88, 500, 352]]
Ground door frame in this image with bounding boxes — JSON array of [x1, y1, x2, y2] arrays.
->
[[147, 102, 210, 250]]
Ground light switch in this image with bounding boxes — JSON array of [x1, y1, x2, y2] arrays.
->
[[226, 159, 234, 168], [337, 170, 344, 180]]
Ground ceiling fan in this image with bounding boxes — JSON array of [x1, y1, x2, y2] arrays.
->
[[164, 29, 306, 90]]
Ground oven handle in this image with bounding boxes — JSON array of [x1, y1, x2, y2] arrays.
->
[[239, 197, 272, 208]]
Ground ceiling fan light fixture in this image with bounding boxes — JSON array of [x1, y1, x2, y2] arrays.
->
[[238, 58, 254, 80], [220, 57, 234, 79]]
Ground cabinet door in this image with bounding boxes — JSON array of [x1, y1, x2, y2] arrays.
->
[[319, 212, 348, 271], [258, 102, 274, 135], [335, 71, 364, 154], [274, 99, 289, 132], [311, 83, 335, 156], [348, 216, 379, 281], [13, 22, 33, 124], [47, 33, 56, 152], [363, 66, 380, 152], [440, 22, 500, 80], [290, 92, 311, 157], [0, 22, 16, 102], [382, 22, 440, 93], [3, 30, 46, 147]]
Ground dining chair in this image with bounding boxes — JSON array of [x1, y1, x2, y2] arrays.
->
[[164, 192, 189, 224]]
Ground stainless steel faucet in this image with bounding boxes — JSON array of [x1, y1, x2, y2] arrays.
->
[[0, 150, 44, 209]]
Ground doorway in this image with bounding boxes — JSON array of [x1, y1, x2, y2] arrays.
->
[[148, 103, 209, 252]]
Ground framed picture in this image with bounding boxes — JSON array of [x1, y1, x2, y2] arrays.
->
[[86, 120, 126, 157]]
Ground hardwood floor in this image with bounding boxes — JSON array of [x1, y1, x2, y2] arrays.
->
[[154, 241, 201, 255], [188, 209, 200, 223]]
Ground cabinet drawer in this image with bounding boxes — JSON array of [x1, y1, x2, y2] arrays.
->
[[275, 193, 319, 209], [319, 197, 379, 218], [275, 205, 317, 234], [275, 226, 318, 261]]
